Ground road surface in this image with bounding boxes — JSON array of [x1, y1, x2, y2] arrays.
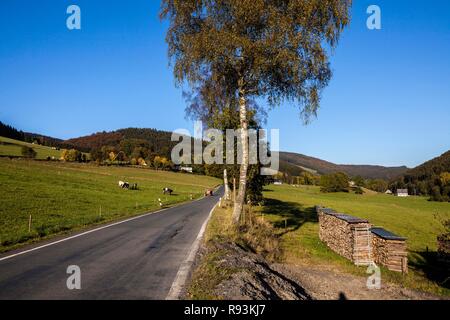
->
[[0, 187, 223, 300]]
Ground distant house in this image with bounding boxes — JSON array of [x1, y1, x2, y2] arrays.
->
[[180, 166, 193, 174], [385, 189, 393, 195], [395, 189, 409, 197]]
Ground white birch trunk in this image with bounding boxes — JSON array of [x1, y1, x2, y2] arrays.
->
[[223, 169, 230, 200], [232, 84, 249, 224]]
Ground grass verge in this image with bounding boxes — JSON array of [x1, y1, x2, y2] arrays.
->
[[187, 202, 281, 300], [0, 158, 220, 252], [259, 184, 450, 297]]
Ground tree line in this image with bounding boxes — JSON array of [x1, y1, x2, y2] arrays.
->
[[89, 140, 175, 171], [389, 150, 450, 202], [0, 121, 63, 147]]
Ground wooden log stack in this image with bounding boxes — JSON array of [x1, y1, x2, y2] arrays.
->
[[317, 207, 408, 273], [371, 227, 408, 273], [318, 208, 372, 266]]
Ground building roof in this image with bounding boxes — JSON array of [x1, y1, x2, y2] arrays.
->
[[319, 207, 368, 224], [371, 227, 406, 241], [321, 208, 337, 215], [334, 214, 369, 224], [396, 189, 408, 193]]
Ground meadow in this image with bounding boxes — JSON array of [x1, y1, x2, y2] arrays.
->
[[261, 184, 450, 296], [0, 136, 63, 159], [0, 158, 220, 252]]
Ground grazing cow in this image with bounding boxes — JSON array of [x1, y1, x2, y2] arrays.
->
[[130, 183, 138, 190], [119, 181, 130, 189], [163, 187, 173, 195]]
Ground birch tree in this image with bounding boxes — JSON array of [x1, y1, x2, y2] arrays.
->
[[161, 0, 352, 224]]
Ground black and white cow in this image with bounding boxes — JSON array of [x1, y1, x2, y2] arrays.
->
[[119, 181, 130, 189], [163, 187, 173, 195]]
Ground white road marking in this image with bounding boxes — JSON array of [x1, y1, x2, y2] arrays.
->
[[166, 201, 219, 300]]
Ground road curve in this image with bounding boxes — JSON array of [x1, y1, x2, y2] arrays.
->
[[0, 187, 223, 300]]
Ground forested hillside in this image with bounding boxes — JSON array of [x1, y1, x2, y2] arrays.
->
[[64, 128, 183, 159], [0, 121, 63, 147], [280, 152, 408, 180], [390, 150, 450, 201]]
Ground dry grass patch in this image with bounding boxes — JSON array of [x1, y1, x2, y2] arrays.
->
[[187, 202, 283, 299]]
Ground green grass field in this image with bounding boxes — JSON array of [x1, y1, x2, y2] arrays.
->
[[261, 184, 450, 296], [0, 158, 220, 252], [0, 136, 63, 159]]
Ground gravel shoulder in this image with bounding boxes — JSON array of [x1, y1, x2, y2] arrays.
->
[[272, 263, 445, 300]]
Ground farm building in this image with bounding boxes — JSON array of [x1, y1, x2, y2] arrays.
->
[[180, 166, 193, 173], [395, 189, 409, 197]]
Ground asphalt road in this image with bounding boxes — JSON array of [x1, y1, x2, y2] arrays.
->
[[0, 187, 223, 300]]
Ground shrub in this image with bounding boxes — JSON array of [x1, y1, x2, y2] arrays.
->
[[430, 186, 443, 202], [21, 146, 37, 159], [355, 186, 364, 195], [320, 172, 349, 193], [61, 149, 82, 162]]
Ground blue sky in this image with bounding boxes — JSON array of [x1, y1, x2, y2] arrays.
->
[[0, 0, 449, 168]]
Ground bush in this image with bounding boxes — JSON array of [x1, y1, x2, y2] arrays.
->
[[21, 146, 37, 159], [355, 186, 364, 195], [430, 186, 443, 202], [366, 179, 388, 193], [320, 172, 349, 193], [61, 149, 82, 162]]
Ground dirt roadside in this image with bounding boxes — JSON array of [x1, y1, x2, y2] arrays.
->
[[185, 205, 446, 301], [186, 238, 445, 300], [272, 263, 444, 300]]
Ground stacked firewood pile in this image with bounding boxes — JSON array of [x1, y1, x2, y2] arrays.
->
[[317, 207, 372, 266], [316, 206, 408, 273], [352, 225, 373, 266], [371, 228, 408, 273]]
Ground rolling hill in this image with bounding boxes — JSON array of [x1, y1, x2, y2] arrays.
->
[[0, 121, 64, 148], [280, 152, 409, 180], [0, 120, 412, 180], [0, 136, 63, 160], [390, 150, 450, 200], [67, 130, 409, 180], [401, 150, 450, 179], [63, 128, 181, 158]]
